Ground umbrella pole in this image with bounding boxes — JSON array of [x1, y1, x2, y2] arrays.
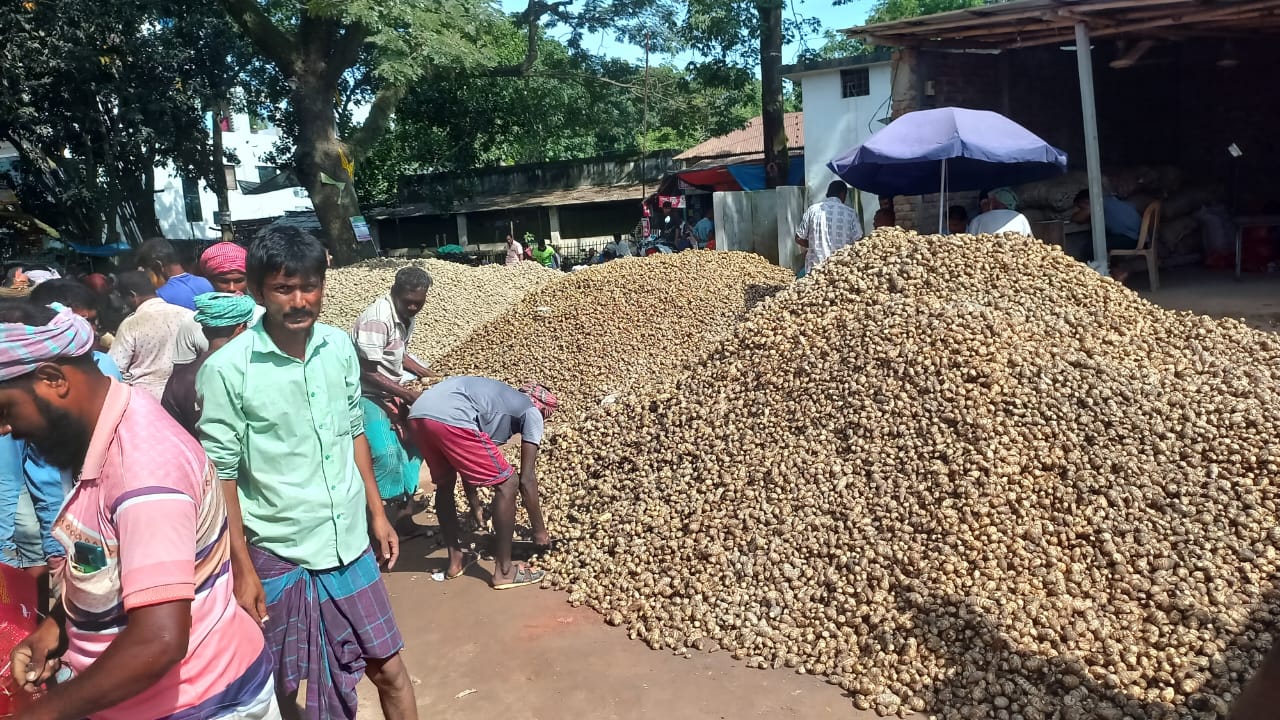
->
[[938, 159, 948, 234]]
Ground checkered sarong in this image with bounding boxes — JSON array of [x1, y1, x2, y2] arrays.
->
[[250, 546, 404, 720]]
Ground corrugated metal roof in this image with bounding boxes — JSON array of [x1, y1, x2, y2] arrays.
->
[[845, 0, 1280, 50], [675, 113, 804, 161]]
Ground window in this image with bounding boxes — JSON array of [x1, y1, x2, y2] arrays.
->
[[257, 165, 280, 183], [181, 177, 203, 223], [224, 164, 238, 192], [249, 113, 270, 134], [841, 67, 870, 99]]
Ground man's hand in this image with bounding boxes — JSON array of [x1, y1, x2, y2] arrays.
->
[[371, 513, 399, 570], [232, 562, 268, 626], [11, 617, 63, 694]]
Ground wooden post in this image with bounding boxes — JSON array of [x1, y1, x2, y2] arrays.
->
[[1074, 22, 1108, 273]]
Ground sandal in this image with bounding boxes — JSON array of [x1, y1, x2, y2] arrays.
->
[[492, 563, 544, 590], [446, 551, 479, 580]]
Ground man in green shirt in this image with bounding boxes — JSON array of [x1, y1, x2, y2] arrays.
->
[[197, 227, 417, 720]]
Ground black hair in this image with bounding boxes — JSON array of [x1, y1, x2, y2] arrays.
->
[[392, 267, 432, 295], [30, 279, 99, 314], [135, 237, 179, 270], [0, 298, 54, 325], [1074, 189, 1090, 206], [247, 226, 327, 291], [202, 324, 242, 341], [826, 180, 848, 199], [978, 189, 990, 201], [948, 205, 969, 220], [2, 266, 22, 287], [114, 271, 156, 299]]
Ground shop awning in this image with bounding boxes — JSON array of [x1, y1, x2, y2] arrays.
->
[[845, 0, 1280, 275]]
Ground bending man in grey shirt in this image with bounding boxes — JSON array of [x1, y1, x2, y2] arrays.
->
[[407, 376, 558, 590]]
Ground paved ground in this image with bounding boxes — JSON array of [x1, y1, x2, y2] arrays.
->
[[353, 533, 861, 719], [1135, 267, 1280, 332], [347, 267, 1279, 719]]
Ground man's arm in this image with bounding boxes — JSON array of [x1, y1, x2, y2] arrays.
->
[[106, 323, 133, 375], [358, 358, 418, 403], [355, 434, 397, 569], [346, 342, 397, 568], [194, 362, 264, 621], [402, 354, 435, 379], [795, 210, 811, 248], [22, 602, 191, 720]]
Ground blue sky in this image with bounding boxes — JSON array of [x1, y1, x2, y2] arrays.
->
[[498, 0, 874, 66]]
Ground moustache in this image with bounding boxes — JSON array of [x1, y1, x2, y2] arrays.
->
[[284, 310, 315, 321]]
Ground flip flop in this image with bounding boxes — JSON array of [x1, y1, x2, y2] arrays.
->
[[446, 551, 478, 580], [492, 563, 544, 590]]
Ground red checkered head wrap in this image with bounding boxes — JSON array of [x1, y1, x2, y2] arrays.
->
[[518, 382, 559, 418], [198, 242, 247, 277]]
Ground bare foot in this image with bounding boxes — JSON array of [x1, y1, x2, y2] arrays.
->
[[532, 531, 552, 548], [1111, 268, 1131, 284]]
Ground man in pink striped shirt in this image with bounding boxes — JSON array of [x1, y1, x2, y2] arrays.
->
[[0, 299, 277, 719]]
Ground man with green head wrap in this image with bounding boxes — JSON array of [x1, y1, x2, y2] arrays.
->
[[162, 292, 255, 436]]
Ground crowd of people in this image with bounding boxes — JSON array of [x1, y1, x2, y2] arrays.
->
[[0, 227, 558, 719]]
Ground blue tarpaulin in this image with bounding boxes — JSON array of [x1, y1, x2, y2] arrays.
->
[[828, 107, 1066, 197], [726, 161, 806, 191], [67, 241, 132, 257]]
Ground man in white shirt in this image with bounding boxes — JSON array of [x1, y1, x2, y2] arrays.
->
[[796, 180, 864, 274], [967, 187, 1033, 236], [108, 270, 194, 400]]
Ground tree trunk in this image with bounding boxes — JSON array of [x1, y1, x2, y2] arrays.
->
[[292, 78, 362, 265], [121, 168, 161, 241], [758, 0, 789, 190], [210, 103, 234, 243]]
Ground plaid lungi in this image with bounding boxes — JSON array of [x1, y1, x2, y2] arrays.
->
[[251, 546, 404, 720]]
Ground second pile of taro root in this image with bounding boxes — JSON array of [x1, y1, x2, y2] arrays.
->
[[537, 230, 1280, 720], [436, 251, 792, 418]]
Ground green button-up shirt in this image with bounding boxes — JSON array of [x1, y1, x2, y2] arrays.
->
[[196, 321, 368, 571]]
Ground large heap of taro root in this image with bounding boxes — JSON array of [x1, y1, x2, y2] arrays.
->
[[536, 230, 1280, 720]]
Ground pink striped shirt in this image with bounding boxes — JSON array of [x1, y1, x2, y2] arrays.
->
[[53, 380, 268, 720]]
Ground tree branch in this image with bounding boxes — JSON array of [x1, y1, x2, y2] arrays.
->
[[346, 84, 407, 163], [220, 0, 302, 76], [483, 0, 575, 77], [326, 24, 370, 84]]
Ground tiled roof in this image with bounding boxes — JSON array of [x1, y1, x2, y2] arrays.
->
[[676, 113, 804, 161]]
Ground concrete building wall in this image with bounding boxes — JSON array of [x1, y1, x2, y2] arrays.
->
[[156, 110, 313, 240], [797, 62, 893, 233]]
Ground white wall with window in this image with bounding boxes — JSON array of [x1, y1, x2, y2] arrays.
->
[[783, 57, 892, 233], [155, 109, 312, 240]]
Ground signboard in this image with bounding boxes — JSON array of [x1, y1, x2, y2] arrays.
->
[[212, 211, 232, 225], [657, 194, 686, 208], [350, 215, 372, 243]]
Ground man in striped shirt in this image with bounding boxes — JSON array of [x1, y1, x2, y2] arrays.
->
[[0, 300, 277, 720]]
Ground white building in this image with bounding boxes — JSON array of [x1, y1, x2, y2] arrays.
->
[[782, 52, 893, 233], [155, 110, 312, 239]]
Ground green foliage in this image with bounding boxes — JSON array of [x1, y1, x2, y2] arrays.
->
[[354, 21, 761, 209], [0, 0, 245, 242], [847, 0, 993, 24]]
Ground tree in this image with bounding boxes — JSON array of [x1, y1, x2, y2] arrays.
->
[[219, 0, 502, 263], [839, 0, 993, 24], [0, 0, 229, 243]]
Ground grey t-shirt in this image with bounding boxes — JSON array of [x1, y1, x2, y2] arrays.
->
[[408, 376, 544, 445]]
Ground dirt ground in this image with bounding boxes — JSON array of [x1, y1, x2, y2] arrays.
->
[[349, 267, 1279, 719], [353, 533, 865, 719]]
